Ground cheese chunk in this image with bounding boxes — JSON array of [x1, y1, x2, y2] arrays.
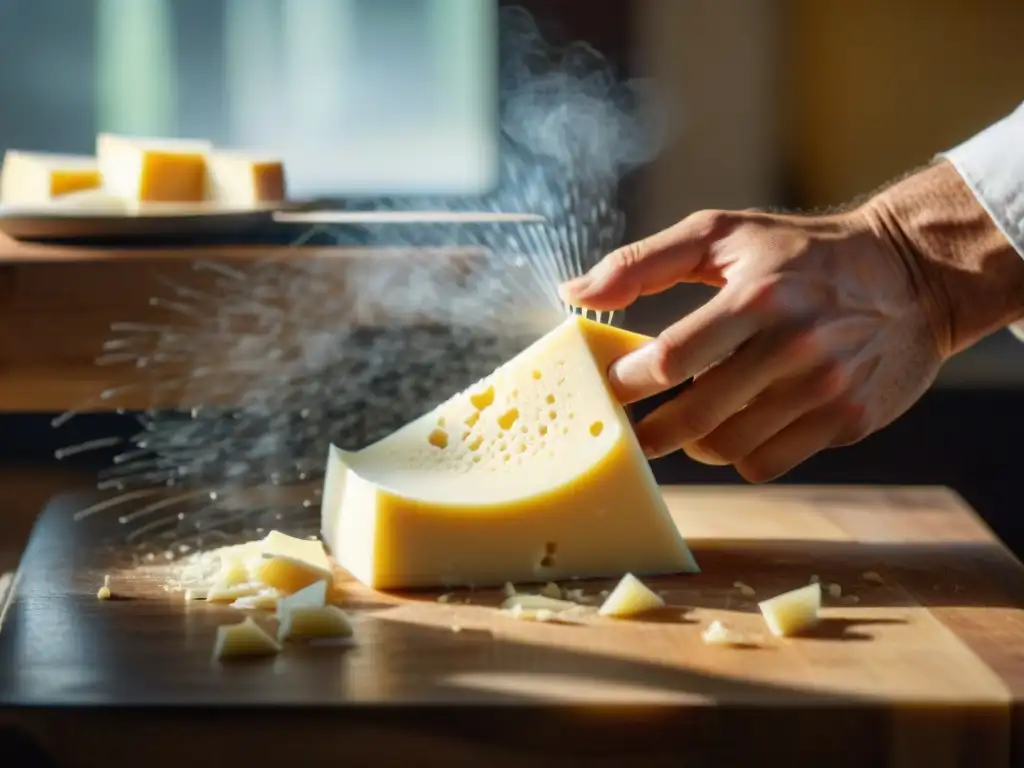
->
[[500, 594, 578, 612], [213, 616, 281, 659], [598, 572, 665, 618], [97, 133, 210, 203], [701, 619, 760, 647], [321, 316, 698, 590], [206, 583, 260, 603], [758, 583, 822, 637], [278, 605, 354, 642], [276, 579, 327, 619], [256, 531, 333, 593], [0, 150, 102, 204], [207, 151, 286, 206]]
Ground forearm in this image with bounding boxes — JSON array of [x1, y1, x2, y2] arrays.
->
[[861, 159, 1024, 358]]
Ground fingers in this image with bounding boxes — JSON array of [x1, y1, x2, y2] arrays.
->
[[682, 365, 846, 465], [633, 326, 832, 458], [734, 405, 848, 483], [558, 210, 734, 311]]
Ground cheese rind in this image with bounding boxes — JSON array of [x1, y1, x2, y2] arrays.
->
[[0, 151, 102, 204], [758, 582, 822, 637], [321, 316, 698, 589], [97, 133, 211, 203]]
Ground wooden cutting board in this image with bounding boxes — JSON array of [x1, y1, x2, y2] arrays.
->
[[2, 485, 1023, 767]]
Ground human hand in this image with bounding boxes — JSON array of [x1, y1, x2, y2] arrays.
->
[[559, 161, 1023, 482]]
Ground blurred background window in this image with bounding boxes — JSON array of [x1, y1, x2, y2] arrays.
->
[[0, 0, 499, 198]]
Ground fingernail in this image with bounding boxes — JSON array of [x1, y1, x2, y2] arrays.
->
[[609, 344, 656, 395]]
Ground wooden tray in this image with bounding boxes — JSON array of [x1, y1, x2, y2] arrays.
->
[[1, 484, 1022, 766]]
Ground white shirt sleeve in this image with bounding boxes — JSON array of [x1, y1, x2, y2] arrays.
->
[[938, 100, 1024, 340]]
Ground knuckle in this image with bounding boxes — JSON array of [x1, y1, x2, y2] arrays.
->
[[646, 336, 682, 388], [605, 243, 643, 278], [700, 428, 752, 464], [736, 273, 788, 319], [684, 209, 735, 241]]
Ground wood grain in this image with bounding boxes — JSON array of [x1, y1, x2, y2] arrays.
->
[[1, 484, 1022, 766]]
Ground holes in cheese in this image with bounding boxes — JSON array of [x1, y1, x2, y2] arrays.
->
[[320, 316, 699, 590], [0, 150, 102, 205], [598, 573, 665, 618], [213, 616, 281, 660], [97, 133, 211, 203], [757, 582, 821, 637]]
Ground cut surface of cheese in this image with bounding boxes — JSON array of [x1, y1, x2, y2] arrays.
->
[[0, 150, 102, 205], [276, 579, 327, 619], [278, 605, 354, 642], [758, 582, 822, 637], [598, 572, 665, 618], [256, 531, 333, 593], [97, 133, 210, 203], [321, 315, 698, 589], [206, 151, 286, 206], [213, 616, 281, 659]]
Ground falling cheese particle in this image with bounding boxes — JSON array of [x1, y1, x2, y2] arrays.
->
[[97, 133, 210, 203], [826, 583, 842, 598], [213, 616, 281, 660], [206, 151, 286, 206], [598, 573, 665, 618], [758, 583, 822, 637], [96, 586, 112, 600], [320, 316, 698, 590], [702, 620, 760, 647], [862, 571, 883, 584], [278, 605, 354, 642]]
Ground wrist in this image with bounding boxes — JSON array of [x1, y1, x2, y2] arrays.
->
[[860, 159, 1024, 357]]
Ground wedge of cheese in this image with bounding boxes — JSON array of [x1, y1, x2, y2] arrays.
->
[[206, 151, 286, 206], [0, 150, 102, 204], [321, 315, 699, 589], [97, 133, 210, 203]]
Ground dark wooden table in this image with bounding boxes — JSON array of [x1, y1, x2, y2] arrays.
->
[[2, 484, 1024, 766]]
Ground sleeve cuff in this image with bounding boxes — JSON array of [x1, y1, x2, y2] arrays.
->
[[938, 101, 1024, 340]]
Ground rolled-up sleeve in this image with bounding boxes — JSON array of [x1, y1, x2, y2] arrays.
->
[[939, 101, 1024, 339]]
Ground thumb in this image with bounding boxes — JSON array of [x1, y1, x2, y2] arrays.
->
[[557, 209, 729, 311]]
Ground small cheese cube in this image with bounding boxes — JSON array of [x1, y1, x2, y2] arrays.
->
[[277, 605, 354, 642], [213, 616, 281, 659], [97, 133, 210, 203], [275, 579, 327, 619], [701, 619, 759, 647], [0, 150, 102, 204], [758, 583, 821, 637], [206, 151, 286, 206], [598, 573, 665, 618]]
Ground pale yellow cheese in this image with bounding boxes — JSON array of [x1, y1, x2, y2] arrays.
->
[[758, 582, 821, 637], [320, 316, 698, 590], [0, 150, 102, 204], [500, 594, 578, 612], [206, 583, 260, 603], [277, 605, 354, 642], [206, 151, 286, 206], [215, 557, 250, 589], [701, 619, 760, 647], [230, 589, 281, 610], [213, 616, 281, 659], [97, 133, 210, 202], [597, 572, 665, 618], [255, 531, 333, 593], [275, 579, 327, 620]]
